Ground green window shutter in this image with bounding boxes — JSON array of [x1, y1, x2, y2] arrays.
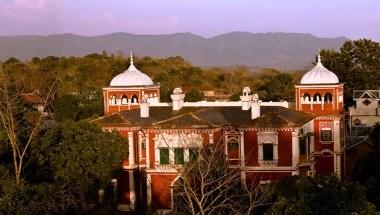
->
[[174, 148, 184, 165], [160, 148, 169, 164], [263, 144, 274, 161]]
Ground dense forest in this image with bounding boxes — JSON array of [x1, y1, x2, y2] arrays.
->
[[1, 39, 380, 214]]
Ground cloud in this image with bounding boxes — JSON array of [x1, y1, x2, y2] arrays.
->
[[13, 0, 54, 10], [0, 0, 61, 35]]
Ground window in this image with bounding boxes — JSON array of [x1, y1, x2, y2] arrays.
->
[[174, 148, 184, 165], [131, 95, 139, 103], [227, 139, 239, 159], [159, 148, 169, 164], [189, 148, 198, 161], [263, 144, 274, 161], [257, 132, 278, 166], [303, 93, 311, 103], [299, 137, 307, 155], [321, 128, 332, 142], [121, 95, 128, 104], [324, 93, 333, 103], [110, 95, 117, 105], [314, 93, 321, 103]]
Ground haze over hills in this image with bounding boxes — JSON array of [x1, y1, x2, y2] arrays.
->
[[0, 32, 347, 70]]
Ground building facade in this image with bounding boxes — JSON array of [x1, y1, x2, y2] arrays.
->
[[94, 54, 344, 212], [294, 55, 345, 177]]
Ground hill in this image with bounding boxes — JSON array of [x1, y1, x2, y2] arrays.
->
[[0, 32, 347, 69]]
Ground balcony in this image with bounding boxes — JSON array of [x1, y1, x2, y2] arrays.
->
[[155, 164, 180, 172], [258, 159, 278, 167]]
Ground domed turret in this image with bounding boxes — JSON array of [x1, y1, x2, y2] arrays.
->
[[110, 53, 154, 87], [300, 55, 339, 84], [103, 52, 160, 114]]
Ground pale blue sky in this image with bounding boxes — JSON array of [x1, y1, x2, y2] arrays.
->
[[0, 0, 379, 40]]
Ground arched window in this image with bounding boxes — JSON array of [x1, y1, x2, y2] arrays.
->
[[314, 93, 321, 103], [303, 93, 311, 103], [324, 93, 333, 103], [121, 95, 128, 105], [131, 95, 139, 104], [227, 138, 239, 160], [110, 95, 117, 105]]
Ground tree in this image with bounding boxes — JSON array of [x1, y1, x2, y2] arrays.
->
[[353, 123, 380, 208], [37, 120, 127, 200], [185, 89, 204, 102], [321, 39, 380, 103], [0, 177, 85, 215], [268, 175, 376, 215], [175, 144, 273, 215], [0, 68, 57, 185]]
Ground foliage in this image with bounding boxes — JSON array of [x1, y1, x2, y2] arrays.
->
[[185, 89, 204, 102], [53, 92, 103, 122], [353, 123, 380, 208], [0, 177, 85, 215], [268, 175, 376, 215], [321, 39, 380, 103], [37, 120, 126, 195]]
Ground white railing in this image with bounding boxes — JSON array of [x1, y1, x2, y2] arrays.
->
[[258, 160, 278, 167]]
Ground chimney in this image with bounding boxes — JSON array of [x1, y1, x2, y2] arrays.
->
[[171, 88, 185, 111], [240, 87, 252, 110], [140, 95, 149, 118], [251, 94, 261, 119]]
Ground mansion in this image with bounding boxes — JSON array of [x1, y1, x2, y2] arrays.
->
[[93, 54, 345, 212]]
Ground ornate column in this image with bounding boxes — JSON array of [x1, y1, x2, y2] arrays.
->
[[240, 131, 246, 184], [292, 131, 299, 168], [128, 131, 135, 166]]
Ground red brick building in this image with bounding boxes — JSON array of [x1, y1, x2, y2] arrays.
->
[[94, 54, 344, 212]]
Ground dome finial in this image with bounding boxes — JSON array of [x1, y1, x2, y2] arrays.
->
[[317, 53, 321, 64], [130, 51, 134, 65]]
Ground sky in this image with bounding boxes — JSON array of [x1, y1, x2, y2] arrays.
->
[[0, 0, 379, 40]]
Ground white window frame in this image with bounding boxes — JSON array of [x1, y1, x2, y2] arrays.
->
[[154, 133, 203, 166], [257, 131, 278, 167], [320, 127, 333, 143]]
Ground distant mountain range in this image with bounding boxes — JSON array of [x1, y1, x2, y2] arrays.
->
[[0, 32, 348, 70]]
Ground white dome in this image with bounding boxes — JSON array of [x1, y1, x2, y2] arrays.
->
[[300, 55, 339, 84], [110, 54, 154, 87]]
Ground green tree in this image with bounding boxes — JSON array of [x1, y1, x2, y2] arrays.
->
[[268, 175, 376, 215], [185, 89, 204, 102], [353, 123, 380, 208], [321, 39, 380, 103], [37, 120, 126, 198]]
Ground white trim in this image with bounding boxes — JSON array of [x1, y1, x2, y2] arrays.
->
[[257, 131, 278, 167], [291, 131, 299, 167], [138, 132, 143, 162], [170, 176, 183, 210], [146, 133, 151, 168], [333, 119, 341, 178], [147, 174, 152, 206], [129, 170, 135, 209], [295, 84, 343, 88], [240, 131, 245, 167], [128, 132, 135, 166], [209, 133, 214, 144], [103, 86, 160, 90], [243, 166, 296, 171]]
